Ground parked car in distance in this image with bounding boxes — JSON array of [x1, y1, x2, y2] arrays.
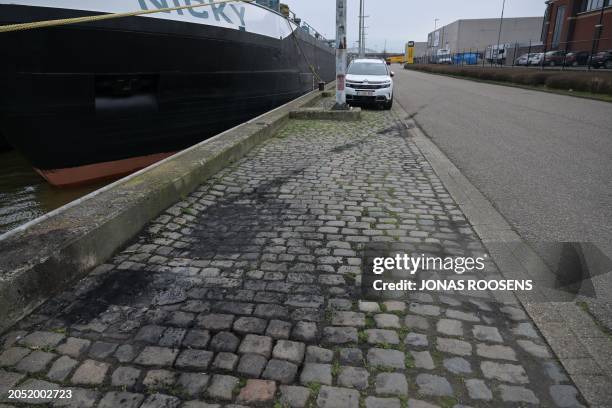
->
[[345, 58, 394, 110], [543, 50, 566, 66], [515, 53, 532, 66], [590, 50, 612, 69], [564, 51, 590, 67], [528, 53, 544, 66]]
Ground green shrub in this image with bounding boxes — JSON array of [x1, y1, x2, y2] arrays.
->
[[545, 73, 612, 94], [405, 64, 612, 95], [515, 72, 548, 86]]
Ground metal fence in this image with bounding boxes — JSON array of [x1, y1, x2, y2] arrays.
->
[[415, 37, 612, 71]]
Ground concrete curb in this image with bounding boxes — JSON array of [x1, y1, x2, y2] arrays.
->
[[394, 102, 612, 407], [0, 84, 334, 333]]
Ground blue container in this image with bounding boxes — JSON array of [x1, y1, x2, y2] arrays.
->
[[453, 53, 478, 65]]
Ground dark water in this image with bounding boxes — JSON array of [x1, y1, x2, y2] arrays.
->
[[0, 150, 105, 235]]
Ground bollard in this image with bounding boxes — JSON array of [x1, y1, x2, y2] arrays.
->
[[319, 82, 326, 91]]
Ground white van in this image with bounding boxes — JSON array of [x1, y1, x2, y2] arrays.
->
[[436, 49, 452, 64]]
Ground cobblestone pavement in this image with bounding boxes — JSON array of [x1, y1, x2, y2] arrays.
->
[[0, 107, 587, 407]]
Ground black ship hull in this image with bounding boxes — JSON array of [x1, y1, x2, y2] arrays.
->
[[0, 4, 335, 186], [0, 132, 10, 151]]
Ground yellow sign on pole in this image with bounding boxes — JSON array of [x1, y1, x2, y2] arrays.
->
[[406, 41, 415, 64]]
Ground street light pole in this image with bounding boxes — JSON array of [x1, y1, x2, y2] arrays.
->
[[432, 18, 439, 63], [334, 0, 348, 110], [589, 1, 607, 70], [496, 0, 506, 66]]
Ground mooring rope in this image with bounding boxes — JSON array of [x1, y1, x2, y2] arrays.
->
[[283, 16, 324, 84]]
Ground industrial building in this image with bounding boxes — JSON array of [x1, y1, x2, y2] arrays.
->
[[542, 0, 611, 52], [412, 42, 429, 59], [426, 17, 544, 56]]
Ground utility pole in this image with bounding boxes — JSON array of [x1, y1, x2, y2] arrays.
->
[[334, 0, 348, 110], [496, 0, 506, 66], [358, 1, 368, 57], [362, 2, 366, 56], [358, 0, 362, 57], [358, 0, 364, 57]]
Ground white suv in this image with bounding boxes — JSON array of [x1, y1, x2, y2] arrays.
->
[[346, 59, 394, 109]]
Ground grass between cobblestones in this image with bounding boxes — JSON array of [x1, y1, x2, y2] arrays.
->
[[0, 100, 588, 407]]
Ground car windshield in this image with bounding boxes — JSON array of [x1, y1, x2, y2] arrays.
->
[[348, 63, 388, 76]]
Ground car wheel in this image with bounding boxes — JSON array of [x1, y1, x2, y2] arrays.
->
[[549, 61, 555, 67], [572, 61, 578, 67], [605, 60, 612, 69], [383, 96, 393, 110]]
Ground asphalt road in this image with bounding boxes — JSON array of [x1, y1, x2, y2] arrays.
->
[[393, 68, 612, 325]]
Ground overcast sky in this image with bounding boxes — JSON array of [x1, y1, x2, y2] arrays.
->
[[282, 0, 547, 52]]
